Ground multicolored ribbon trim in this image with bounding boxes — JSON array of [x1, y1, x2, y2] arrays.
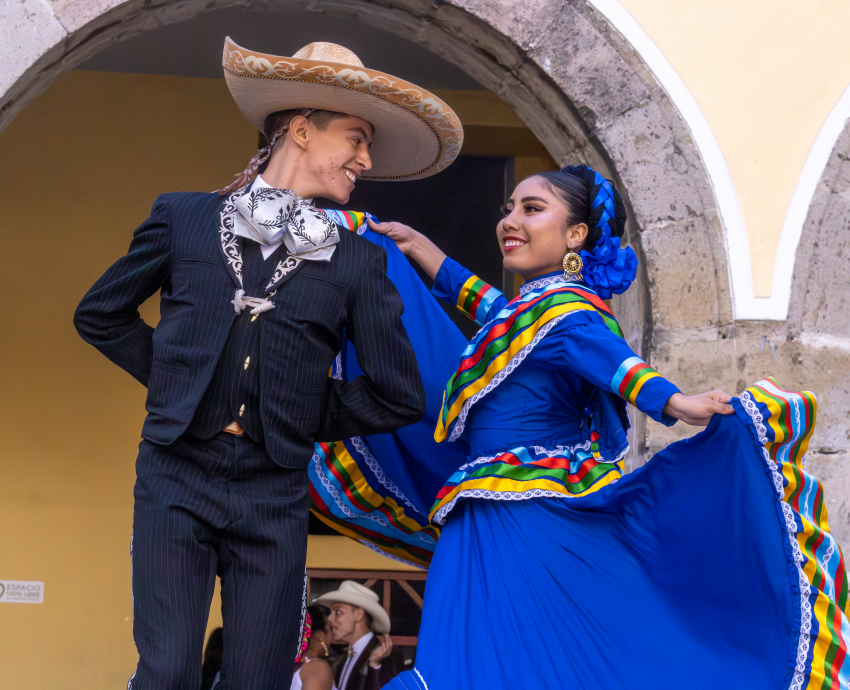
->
[[321, 209, 369, 233], [739, 378, 849, 690], [308, 439, 439, 569], [611, 356, 662, 407], [429, 443, 624, 524], [436, 283, 623, 443], [456, 275, 503, 325]]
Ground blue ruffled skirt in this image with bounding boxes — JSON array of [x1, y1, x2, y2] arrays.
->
[[385, 401, 848, 689], [304, 232, 847, 688]]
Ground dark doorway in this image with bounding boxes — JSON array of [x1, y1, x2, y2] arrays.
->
[[320, 155, 512, 339]]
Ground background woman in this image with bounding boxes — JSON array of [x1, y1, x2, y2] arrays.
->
[[292, 605, 335, 690]]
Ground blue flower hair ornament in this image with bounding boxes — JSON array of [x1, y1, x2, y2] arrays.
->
[[562, 164, 638, 299]]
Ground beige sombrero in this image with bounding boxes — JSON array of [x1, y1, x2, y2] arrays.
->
[[222, 37, 464, 181], [314, 580, 391, 634]]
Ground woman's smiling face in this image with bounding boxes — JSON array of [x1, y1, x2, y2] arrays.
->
[[497, 176, 588, 280]]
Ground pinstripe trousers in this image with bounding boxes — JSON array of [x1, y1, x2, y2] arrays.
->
[[130, 433, 309, 690]]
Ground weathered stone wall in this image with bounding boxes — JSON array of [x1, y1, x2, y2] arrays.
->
[[1, 0, 847, 544]]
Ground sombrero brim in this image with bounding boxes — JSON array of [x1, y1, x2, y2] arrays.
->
[[313, 590, 391, 634], [222, 37, 464, 181]]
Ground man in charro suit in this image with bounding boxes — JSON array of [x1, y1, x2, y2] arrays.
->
[[316, 581, 406, 690], [74, 38, 462, 690]]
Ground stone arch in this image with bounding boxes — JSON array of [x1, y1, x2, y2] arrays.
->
[[0, 0, 733, 459], [778, 121, 850, 543], [787, 121, 850, 450]]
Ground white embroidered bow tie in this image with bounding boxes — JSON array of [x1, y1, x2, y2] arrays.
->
[[233, 182, 339, 262]]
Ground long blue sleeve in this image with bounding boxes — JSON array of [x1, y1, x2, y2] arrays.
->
[[431, 257, 507, 326], [431, 257, 678, 423], [535, 314, 680, 425]]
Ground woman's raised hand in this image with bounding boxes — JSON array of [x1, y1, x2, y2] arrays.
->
[[367, 218, 420, 256], [662, 390, 734, 427], [367, 217, 447, 281]]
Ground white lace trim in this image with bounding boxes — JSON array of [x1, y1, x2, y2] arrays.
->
[[823, 542, 836, 600], [458, 452, 501, 471], [310, 449, 394, 531], [606, 443, 631, 466], [358, 540, 427, 570], [448, 311, 581, 442], [530, 440, 592, 456], [519, 276, 592, 296], [539, 441, 629, 463], [311, 446, 428, 538], [459, 440, 597, 471], [218, 186, 249, 287], [350, 436, 424, 516], [431, 486, 624, 525], [264, 255, 303, 291], [520, 275, 565, 295], [296, 568, 307, 662], [311, 450, 358, 519], [332, 352, 343, 380], [739, 391, 809, 690]]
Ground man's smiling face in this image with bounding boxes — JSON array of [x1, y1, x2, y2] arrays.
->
[[300, 115, 374, 204]]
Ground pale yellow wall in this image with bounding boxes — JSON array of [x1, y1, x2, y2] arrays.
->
[[0, 69, 256, 690], [619, 0, 850, 297], [0, 70, 541, 689], [306, 535, 418, 571]]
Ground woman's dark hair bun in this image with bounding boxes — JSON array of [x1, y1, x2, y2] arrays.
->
[[531, 165, 626, 252], [559, 165, 627, 240]]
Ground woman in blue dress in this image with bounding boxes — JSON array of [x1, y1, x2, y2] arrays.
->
[[311, 166, 849, 690]]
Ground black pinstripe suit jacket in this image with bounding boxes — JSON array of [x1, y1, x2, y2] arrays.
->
[[74, 189, 425, 469]]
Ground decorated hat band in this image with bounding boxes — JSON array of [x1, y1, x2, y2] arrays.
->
[[222, 37, 464, 181]]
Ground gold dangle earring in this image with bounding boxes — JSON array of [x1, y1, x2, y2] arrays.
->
[[563, 248, 583, 282]]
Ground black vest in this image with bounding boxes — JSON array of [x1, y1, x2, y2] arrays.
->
[[185, 240, 283, 441]]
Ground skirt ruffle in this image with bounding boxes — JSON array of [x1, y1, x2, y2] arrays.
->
[[381, 380, 848, 689]]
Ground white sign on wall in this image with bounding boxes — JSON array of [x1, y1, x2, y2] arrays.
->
[[0, 580, 44, 604]]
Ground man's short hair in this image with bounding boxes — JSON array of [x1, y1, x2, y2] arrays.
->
[[262, 109, 351, 143]]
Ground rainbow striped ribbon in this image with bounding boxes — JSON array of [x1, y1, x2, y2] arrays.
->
[[308, 439, 439, 569], [320, 209, 369, 233], [740, 378, 849, 689], [610, 356, 662, 406], [456, 275, 503, 325], [436, 284, 623, 443], [429, 445, 624, 524]]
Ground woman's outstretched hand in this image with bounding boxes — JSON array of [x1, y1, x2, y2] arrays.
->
[[367, 218, 420, 256], [367, 217, 447, 281], [662, 390, 734, 427]]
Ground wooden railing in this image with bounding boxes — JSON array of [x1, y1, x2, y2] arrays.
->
[[306, 569, 427, 646]]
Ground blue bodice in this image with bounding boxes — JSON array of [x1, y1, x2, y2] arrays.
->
[[464, 353, 593, 455], [431, 260, 680, 459]]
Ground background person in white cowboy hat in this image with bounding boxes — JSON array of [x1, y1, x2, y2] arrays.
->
[[74, 37, 461, 690], [315, 581, 405, 690]]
